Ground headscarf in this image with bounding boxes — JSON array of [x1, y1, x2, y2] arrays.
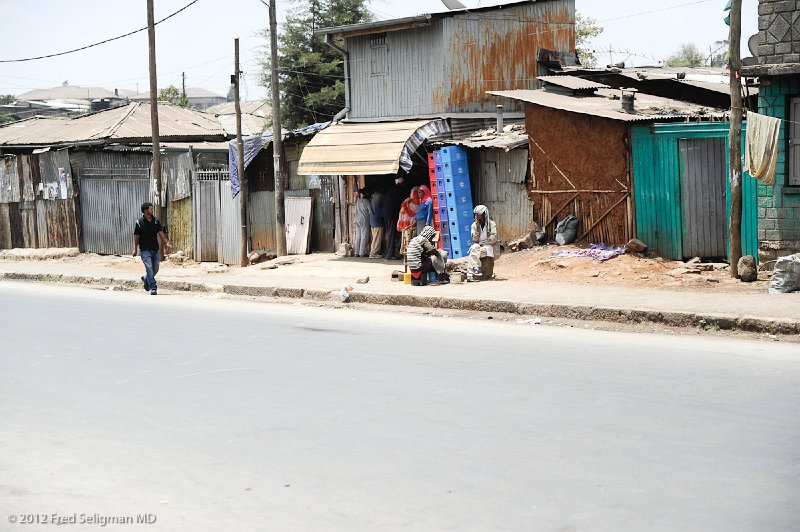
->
[[419, 185, 432, 203], [419, 225, 436, 242], [397, 187, 421, 232], [474, 204, 490, 228]]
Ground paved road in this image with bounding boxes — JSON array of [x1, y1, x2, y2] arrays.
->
[[1, 282, 798, 532]]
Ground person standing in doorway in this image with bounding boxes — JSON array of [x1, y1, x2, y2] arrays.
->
[[414, 185, 434, 235], [133, 202, 171, 295], [369, 187, 385, 258], [382, 177, 406, 260], [354, 189, 371, 257]]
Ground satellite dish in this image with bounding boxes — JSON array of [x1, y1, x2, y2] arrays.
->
[[440, 0, 467, 9], [748, 34, 759, 57]]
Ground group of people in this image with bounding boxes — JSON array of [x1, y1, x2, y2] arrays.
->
[[354, 176, 499, 285], [353, 177, 435, 260]]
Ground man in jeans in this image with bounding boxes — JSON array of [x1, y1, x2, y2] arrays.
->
[[133, 202, 171, 295]]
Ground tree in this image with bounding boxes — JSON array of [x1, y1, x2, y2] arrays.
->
[[0, 94, 15, 105], [575, 12, 603, 67], [158, 85, 190, 108], [666, 43, 705, 68], [260, 0, 372, 129]]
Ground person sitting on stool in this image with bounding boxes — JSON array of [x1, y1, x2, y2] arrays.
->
[[467, 205, 499, 282], [406, 226, 448, 285]]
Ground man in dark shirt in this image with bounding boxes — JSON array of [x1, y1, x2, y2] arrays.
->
[[133, 202, 171, 295]]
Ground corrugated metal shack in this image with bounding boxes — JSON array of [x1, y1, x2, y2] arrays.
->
[[432, 125, 533, 243], [491, 77, 759, 260], [298, 1, 576, 252]]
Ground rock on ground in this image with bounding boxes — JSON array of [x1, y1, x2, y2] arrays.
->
[[738, 255, 758, 282]]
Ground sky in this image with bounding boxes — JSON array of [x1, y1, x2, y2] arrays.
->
[[0, 0, 758, 102]]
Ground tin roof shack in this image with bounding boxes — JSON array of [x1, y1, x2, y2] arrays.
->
[[432, 125, 533, 244], [0, 102, 228, 258], [315, 0, 575, 121], [491, 79, 759, 260], [299, 1, 575, 249], [741, 0, 800, 264]]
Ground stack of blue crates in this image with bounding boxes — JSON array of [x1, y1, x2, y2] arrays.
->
[[434, 146, 473, 258]]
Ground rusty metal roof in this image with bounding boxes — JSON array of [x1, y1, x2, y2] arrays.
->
[[0, 102, 226, 147], [431, 125, 529, 151], [488, 88, 726, 122], [538, 76, 609, 91]]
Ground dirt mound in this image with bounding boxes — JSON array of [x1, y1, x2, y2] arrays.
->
[[494, 245, 767, 293]]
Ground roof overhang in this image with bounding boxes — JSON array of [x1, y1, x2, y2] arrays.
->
[[742, 63, 800, 77], [316, 16, 432, 39], [297, 119, 449, 176]]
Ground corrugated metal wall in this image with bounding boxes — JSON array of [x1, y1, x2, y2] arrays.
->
[[80, 178, 150, 255], [0, 152, 79, 249], [631, 122, 758, 261], [193, 169, 241, 265], [347, 0, 574, 119], [218, 180, 242, 265], [470, 147, 534, 243], [249, 191, 276, 252]]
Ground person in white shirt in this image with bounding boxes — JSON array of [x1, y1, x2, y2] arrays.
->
[[467, 205, 499, 281]]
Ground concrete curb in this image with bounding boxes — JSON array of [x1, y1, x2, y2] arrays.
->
[[2, 271, 798, 335]]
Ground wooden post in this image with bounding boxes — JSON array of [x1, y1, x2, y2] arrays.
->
[[146, 0, 163, 223], [269, 0, 287, 256], [729, 0, 743, 277], [233, 38, 248, 266]]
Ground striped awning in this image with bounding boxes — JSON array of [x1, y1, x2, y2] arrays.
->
[[297, 119, 449, 175]]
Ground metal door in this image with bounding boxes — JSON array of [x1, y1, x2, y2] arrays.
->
[[80, 178, 149, 255], [285, 197, 313, 255], [679, 138, 727, 258], [193, 169, 241, 264], [194, 179, 219, 262]]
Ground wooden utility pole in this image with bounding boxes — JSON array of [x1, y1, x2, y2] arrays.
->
[[270, 0, 287, 256], [729, 0, 743, 277], [146, 0, 163, 222], [181, 71, 186, 100], [234, 38, 248, 267]]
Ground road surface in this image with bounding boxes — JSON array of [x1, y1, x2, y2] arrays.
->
[[1, 282, 798, 531]]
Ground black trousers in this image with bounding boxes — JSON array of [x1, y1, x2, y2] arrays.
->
[[384, 217, 399, 258]]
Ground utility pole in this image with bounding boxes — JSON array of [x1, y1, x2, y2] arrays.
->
[[270, 0, 287, 256], [181, 72, 186, 100], [146, 0, 163, 223], [728, 0, 743, 278], [234, 38, 248, 267]]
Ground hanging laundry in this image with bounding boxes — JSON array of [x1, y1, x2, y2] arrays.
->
[[744, 112, 781, 185]]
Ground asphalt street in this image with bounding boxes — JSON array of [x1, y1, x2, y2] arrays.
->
[[1, 281, 798, 532]]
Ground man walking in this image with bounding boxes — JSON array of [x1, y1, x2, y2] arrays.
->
[[133, 202, 171, 295]]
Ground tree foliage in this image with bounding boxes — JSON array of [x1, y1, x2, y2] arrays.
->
[[0, 94, 15, 105], [158, 85, 190, 108], [575, 12, 603, 68], [261, 0, 372, 129], [666, 43, 705, 68]]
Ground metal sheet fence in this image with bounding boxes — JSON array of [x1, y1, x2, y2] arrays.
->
[[80, 178, 150, 255]]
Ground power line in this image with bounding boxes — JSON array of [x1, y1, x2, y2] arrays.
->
[[0, 0, 201, 63]]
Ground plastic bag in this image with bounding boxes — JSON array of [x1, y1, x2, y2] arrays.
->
[[768, 254, 800, 294], [555, 215, 579, 245]]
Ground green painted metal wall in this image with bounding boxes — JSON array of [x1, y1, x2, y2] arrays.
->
[[631, 122, 758, 261]]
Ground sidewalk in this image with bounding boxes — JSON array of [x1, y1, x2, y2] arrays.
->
[[1, 249, 798, 335]]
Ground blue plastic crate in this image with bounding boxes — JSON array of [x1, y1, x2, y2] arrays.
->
[[437, 191, 448, 206], [440, 146, 466, 164], [446, 190, 471, 206], [433, 149, 443, 166], [443, 173, 470, 193], [450, 247, 465, 259], [441, 160, 468, 177], [438, 206, 448, 222], [447, 204, 473, 223]]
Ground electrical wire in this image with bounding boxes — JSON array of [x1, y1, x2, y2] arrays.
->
[[0, 0, 201, 63]]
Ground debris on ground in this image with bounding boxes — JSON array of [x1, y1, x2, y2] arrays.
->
[[768, 254, 800, 294], [356, 276, 369, 284], [516, 318, 542, 325], [555, 215, 579, 245], [340, 284, 354, 302], [167, 250, 186, 264], [550, 243, 627, 262], [248, 250, 277, 265], [626, 238, 648, 253]]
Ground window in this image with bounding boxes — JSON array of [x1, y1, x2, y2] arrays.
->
[[370, 33, 388, 77], [790, 97, 800, 186]]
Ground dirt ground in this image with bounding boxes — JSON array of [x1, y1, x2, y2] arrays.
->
[[491, 244, 770, 293]]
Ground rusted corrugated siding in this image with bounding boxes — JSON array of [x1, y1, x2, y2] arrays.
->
[[0, 204, 10, 248], [34, 199, 79, 248], [526, 104, 632, 245], [444, 1, 574, 114], [347, 0, 574, 119], [167, 196, 193, 258]]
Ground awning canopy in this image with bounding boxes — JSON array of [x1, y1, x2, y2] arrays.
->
[[297, 119, 449, 176]]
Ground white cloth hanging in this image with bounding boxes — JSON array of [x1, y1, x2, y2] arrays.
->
[[744, 112, 782, 185]]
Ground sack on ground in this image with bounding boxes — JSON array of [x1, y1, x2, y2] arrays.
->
[[768, 254, 800, 294], [555, 215, 579, 245]]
